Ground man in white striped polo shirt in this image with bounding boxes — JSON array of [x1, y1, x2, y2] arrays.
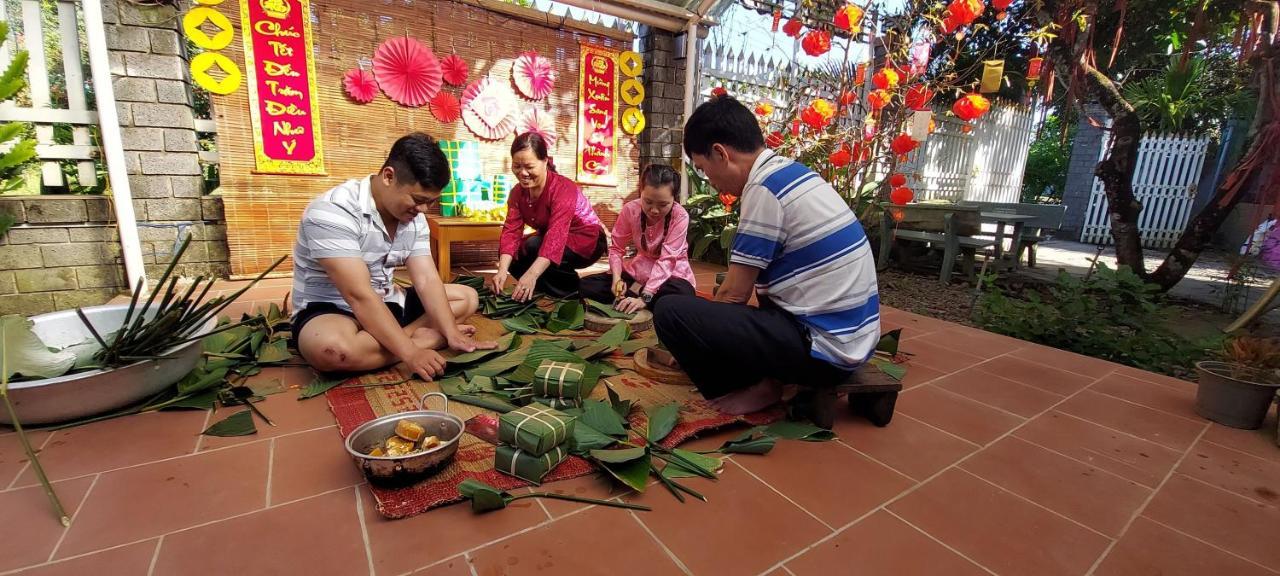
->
[[654, 97, 880, 422], [291, 133, 495, 380]]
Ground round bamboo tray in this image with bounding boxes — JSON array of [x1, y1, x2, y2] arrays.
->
[[584, 309, 653, 333], [633, 347, 692, 386]]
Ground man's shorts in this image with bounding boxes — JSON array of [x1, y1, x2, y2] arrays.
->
[[289, 291, 425, 350]]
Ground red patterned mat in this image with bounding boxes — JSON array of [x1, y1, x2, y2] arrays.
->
[[326, 317, 782, 519]]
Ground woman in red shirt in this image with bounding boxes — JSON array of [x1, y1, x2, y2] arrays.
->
[[490, 133, 606, 300]]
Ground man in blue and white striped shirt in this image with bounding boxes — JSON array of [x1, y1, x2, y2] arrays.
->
[[654, 97, 880, 419]]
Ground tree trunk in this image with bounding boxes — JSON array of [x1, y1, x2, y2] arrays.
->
[[1148, 40, 1280, 290], [1047, 1, 1147, 272]]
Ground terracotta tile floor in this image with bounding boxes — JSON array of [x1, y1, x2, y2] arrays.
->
[[3, 276, 1279, 576]]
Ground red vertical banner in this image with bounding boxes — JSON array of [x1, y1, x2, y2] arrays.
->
[[241, 0, 325, 175], [576, 43, 618, 187]]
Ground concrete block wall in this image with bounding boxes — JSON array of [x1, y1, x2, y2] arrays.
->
[[636, 26, 690, 176], [1059, 103, 1109, 240], [0, 0, 229, 316]]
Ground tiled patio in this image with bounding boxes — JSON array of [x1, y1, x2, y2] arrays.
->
[[2, 277, 1279, 576]]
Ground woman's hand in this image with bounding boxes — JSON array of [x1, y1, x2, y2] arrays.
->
[[489, 270, 509, 294], [614, 296, 646, 314], [512, 273, 539, 302]]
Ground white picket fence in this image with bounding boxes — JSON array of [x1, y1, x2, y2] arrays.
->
[[0, 0, 100, 188], [1080, 133, 1210, 248], [897, 104, 1035, 204], [700, 43, 801, 107]]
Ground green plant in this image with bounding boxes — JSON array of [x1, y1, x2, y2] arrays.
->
[[1122, 55, 1250, 135], [0, 21, 38, 194], [683, 165, 738, 265], [975, 263, 1211, 377], [1021, 113, 1075, 203]]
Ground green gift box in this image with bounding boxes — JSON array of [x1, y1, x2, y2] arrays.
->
[[498, 403, 576, 456], [532, 360, 588, 398], [494, 444, 568, 484], [532, 395, 581, 410]]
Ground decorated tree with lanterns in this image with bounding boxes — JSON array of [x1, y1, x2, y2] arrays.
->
[[1031, 0, 1277, 291], [721, 0, 1044, 229]]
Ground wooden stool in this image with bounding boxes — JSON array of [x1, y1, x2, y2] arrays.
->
[[584, 309, 653, 333], [427, 216, 503, 282]]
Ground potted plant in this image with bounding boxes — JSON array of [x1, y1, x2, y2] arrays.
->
[[1194, 335, 1280, 429]]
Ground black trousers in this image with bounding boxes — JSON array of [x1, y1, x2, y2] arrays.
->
[[509, 230, 607, 297], [653, 295, 853, 399], [578, 270, 696, 310]]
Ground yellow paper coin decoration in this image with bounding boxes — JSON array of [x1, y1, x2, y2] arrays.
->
[[619, 51, 643, 77], [620, 78, 645, 106], [182, 6, 234, 51], [621, 107, 646, 135], [192, 0, 225, 5], [190, 52, 242, 95]]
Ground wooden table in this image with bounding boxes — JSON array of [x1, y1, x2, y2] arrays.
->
[[427, 216, 503, 282], [980, 212, 1036, 269]]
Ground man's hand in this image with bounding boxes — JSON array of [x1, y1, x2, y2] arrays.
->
[[512, 273, 538, 302], [614, 296, 646, 314], [447, 329, 497, 354], [612, 276, 626, 299], [404, 347, 447, 381], [489, 270, 509, 294]]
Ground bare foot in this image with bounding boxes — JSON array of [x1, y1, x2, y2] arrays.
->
[[457, 324, 477, 336], [411, 327, 446, 349], [708, 379, 784, 415]]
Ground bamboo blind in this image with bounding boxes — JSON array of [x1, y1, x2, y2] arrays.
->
[[209, 0, 639, 277]]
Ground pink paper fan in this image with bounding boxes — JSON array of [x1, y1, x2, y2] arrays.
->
[[343, 68, 378, 103], [520, 108, 556, 147], [373, 36, 442, 107], [429, 91, 461, 123], [461, 76, 517, 141], [441, 53, 468, 86], [512, 51, 556, 101]]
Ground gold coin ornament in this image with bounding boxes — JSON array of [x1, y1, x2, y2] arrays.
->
[[621, 107, 646, 135], [190, 52, 242, 95], [618, 50, 643, 77], [620, 78, 645, 106], [192, 0, 225, 4], [183, 6, 234, 51]]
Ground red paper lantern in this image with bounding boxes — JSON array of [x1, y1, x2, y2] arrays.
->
[[834, 3, 865, 31], [755, 102, 775, 117], [711, 86, 728, 98], [891, 134, 919, 156], [904, 85, 934, 110], [872, 68, 900, 90], [855, 63, 867, 84], [867, 89, 891, 110], [783, 18, 803, 38], [952, 93, 991, 121], [766, 131, 784, 148], [890, 173, 907, 187], [840, 90, 857, 107], [719, 192, 736, 210], [801, 30, 832, 57], [829, 143, 853, 168], [992, 0, 1012, 10], [948, 0, 985, 25], [853, 141, 870, 162], [890, 186, 915, 205], [940, 14, 960, 34], [772, 9, 782, 32], [791, 120, 801, 136]]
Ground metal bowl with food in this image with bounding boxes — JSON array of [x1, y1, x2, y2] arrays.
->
[[344, 392, 464, 485]]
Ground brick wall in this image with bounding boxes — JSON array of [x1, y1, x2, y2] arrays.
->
[[636, 26, 690, 179], [0, 0, 229, 316], [1059, 103, 1108, 240]]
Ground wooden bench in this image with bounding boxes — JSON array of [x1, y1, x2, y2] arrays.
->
[[958, 201, 1066, 267], [878, 203, 996, 284]]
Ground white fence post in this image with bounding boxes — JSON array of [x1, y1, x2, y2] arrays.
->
[[1079, 132, 1211, 249]]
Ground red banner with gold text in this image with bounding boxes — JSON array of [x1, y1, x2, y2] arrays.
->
[[576, 43, 618, 187], [241, 0, 325, 175]]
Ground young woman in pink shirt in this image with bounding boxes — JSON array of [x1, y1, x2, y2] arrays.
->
[[490, 132, 607, 300], [580, 164, 697, 313]]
